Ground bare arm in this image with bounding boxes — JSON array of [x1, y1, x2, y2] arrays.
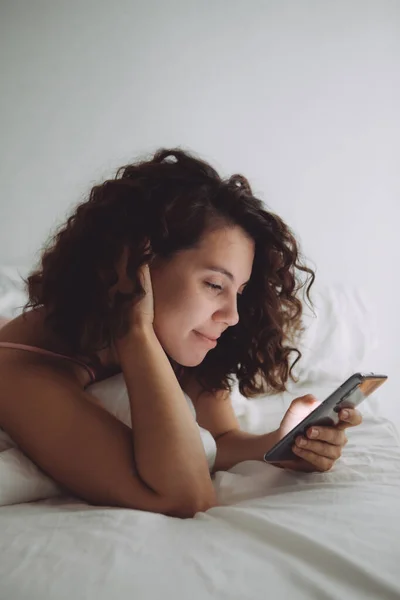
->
[[117, 326, 216, 505], [0, 359, 214, 518], [0, 251, 215, 517], [183, 375, 279, 472], [213, 429, 279, 472], [110, 248, 215, 507]]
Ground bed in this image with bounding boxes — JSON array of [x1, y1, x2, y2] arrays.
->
[[0, 268, 399, 600]]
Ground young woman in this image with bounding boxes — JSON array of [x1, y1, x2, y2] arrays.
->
[[0, 148, 361, 518]]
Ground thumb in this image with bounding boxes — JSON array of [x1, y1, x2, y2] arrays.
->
[[289, 394, 321, 413], [279, 394, 321, 437]]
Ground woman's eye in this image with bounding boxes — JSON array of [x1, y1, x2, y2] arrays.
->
[[205, 282, 223, 292]]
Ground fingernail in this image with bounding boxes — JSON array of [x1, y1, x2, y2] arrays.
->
[[298, 438, 307, 447], [309, 428, 318, 438], [342, 410, 350, 420]]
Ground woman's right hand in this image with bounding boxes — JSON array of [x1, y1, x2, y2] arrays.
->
[[112, 243, 155, 334]]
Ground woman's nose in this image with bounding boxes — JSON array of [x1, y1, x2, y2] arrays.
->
[[219, 296, 239, 327]]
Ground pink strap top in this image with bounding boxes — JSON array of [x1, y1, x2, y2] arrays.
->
[[0, 342, 97, 386]]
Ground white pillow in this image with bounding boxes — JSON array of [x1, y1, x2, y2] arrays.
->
[[290, 282, 379, 385]]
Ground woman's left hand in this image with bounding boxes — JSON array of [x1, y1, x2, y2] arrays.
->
[[272, 395, 363, 473]]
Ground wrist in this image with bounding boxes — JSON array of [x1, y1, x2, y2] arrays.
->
[[213, 429, 281, 471], [114, 324, 156, 357], [261, 429, 280, 453]]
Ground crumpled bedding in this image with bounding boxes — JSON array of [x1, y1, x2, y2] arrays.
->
[[0, 374, 399, 599]]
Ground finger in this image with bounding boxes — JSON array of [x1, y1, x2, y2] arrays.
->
[[288, 394, 321, 412], [292, 445, 335, 472], [294, 436, 342, 460], [140, 263, 153, 294], [337, 408, 363, 429], [279, 395, 322, 437], [305, 426, 348, 446]]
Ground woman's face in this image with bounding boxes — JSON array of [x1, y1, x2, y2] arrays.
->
[[150, 225, 255, 367]]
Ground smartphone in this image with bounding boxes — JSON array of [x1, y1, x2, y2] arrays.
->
[[263, 372, 388, 463]]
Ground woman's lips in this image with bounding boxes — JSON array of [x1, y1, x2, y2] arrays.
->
[[194, 331, 218, 347]]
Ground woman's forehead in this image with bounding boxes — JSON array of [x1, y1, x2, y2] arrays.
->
[[186, 227, 255, 280], [198, 225, 254, 254]]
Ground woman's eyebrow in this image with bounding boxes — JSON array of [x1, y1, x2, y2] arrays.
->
[[205, 265, 249, 286]]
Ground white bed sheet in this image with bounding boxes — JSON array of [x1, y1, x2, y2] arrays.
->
[[0, 383, 399, 600]]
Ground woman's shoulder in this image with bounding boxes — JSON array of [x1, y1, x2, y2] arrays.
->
[[0, 308, 48, 345], [0, 345, 80, 393], [0, 311, 90, 389]]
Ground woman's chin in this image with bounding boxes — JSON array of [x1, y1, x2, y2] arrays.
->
[[161, 332, 211, 369], [173, 353, 204, 368]]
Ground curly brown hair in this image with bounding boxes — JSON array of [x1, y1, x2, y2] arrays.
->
[[23, 147, 315, 397]]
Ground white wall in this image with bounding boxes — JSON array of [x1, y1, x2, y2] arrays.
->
[[1, 1, 399, 416]]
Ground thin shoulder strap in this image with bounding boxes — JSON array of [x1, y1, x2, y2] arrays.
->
[[0, 342, 97, 385]]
